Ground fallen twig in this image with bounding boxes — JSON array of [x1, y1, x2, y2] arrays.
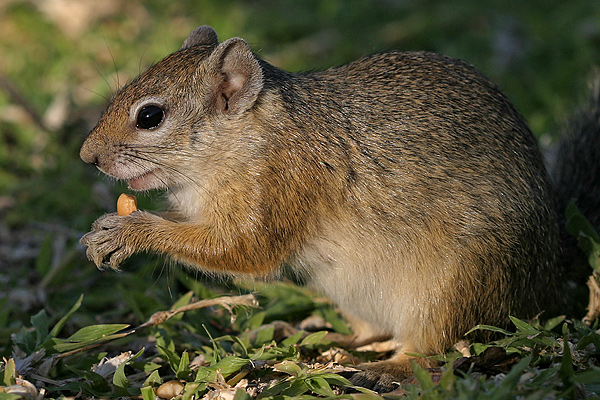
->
[[583, 272, 600, 325], [56, 293, 259, 359], [133, 293, 259, 330]]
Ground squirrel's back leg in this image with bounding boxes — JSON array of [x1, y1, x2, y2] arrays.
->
[[349, 351, 437, 393], [340, 312, 393, 347]]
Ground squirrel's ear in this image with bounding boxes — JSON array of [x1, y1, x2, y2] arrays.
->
[[207, 38, 263, 114], [180, 26, 219, 50]]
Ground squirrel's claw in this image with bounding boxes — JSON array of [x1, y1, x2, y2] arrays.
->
[[80, 213, 134, 270]]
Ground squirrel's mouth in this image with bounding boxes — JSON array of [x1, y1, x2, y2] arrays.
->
[[127, 169, 166, 191]]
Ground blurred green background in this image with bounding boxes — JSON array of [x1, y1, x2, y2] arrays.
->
[[1, 0, 600, 349]]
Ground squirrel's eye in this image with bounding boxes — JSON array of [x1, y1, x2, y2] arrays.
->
[[136, 105, 165, 129]]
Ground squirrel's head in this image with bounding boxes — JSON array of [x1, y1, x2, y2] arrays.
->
[[80, 26, 264, 191]]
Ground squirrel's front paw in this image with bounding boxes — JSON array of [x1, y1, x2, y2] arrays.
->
[[80, 212, 141, 270]]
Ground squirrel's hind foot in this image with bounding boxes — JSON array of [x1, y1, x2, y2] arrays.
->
[[344, 355, 438, 393]]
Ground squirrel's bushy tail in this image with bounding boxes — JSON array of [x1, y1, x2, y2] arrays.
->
[[551, 78, 600, 292], [552, 78, 600, 228]]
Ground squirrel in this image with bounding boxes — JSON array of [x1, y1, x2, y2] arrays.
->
[[79, 26, 600, 392]]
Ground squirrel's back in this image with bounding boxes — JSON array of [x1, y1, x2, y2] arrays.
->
[[257, 51, 563, 344]]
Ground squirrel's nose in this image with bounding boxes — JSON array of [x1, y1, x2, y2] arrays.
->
[[80, 136, 99, 165]]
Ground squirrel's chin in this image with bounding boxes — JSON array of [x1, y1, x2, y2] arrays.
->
[[127, 170, 166, 191]]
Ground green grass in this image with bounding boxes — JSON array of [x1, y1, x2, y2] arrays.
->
[[1, 1, 600, 398]]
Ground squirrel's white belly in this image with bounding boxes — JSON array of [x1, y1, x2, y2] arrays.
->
[[292, 217, 464, 352]]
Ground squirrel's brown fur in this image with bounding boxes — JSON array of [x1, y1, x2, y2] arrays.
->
[[80, 26, 596, 392]]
